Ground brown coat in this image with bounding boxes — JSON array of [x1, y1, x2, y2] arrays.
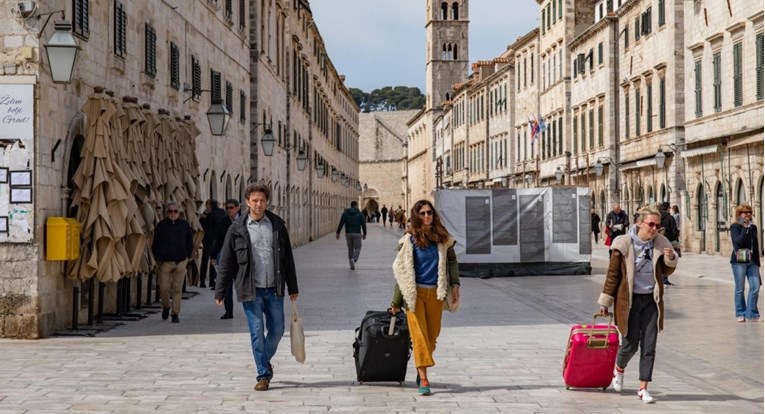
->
[[597, 233, 678, 337]]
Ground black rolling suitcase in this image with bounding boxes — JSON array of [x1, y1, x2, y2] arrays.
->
[[353, 310, 411, 384]]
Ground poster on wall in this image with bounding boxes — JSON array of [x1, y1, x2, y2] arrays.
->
[[0, 82, 35, 243]]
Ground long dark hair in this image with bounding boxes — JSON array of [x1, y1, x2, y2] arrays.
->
[[408, 199, 451, 248]]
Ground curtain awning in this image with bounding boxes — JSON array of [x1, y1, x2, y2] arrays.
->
[[681, 145, 719, 159]]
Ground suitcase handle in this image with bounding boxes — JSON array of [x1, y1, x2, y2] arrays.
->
[[587, 312, 615, 349], [387, 315, 396, 336]]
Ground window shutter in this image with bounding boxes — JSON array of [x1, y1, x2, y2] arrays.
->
[[713, 52, 721, 112], [225, 0, 233, 18], [624, 92, 630, 139], [170, 43, 180, 90], [558, 0, 562, 18], [757, 33, 764, 101], [211, 70, 221, 102], [580, 113, 586, 152], [659, 78, 666, 128], [240, 90, 246, 123], [82, 0, 89, 35], [634, 17, 640, 40], [658, 0, 665, 26], [598, 42, 603, 65], [598, 106, 603, 147], [226, 81, 233, 114], [733, 42, 742, 107], [635, 88, 641, 136], [192, 56, 201, 99], [695, 61, 702, 117], [647, 83, 653, 132], [120, 6, 127, 56], [589, 109, 594, 150], [573, 115, 578, 153], [240, 0, 246, 29]]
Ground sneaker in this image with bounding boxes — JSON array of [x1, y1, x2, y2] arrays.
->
[[637, 388, 655, 403], [748, 316, 761, 322], [254, 378, 270, 391], [349, 259, 355, 270], [418, 379, 431, 396], [415, 374, 420, 387], [162, 308, 170, 320], [737, 316, 746, 323], [220, 313, 233, 320], [171, 314, 180, 323], [611, 368, 624, 392]]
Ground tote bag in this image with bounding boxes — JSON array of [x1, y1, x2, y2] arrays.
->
[[290, 301, 306, 363]]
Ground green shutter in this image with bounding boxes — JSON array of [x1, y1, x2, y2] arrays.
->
[[625, 93, 630, 139], [733, 42, 743, 107], [757, 33, 763, 101], [647, 83, 653, 132], [659, 78, 666, 128], [695, 61, 702, 117], [559, 0, 563, 19], [598, 106, 603, 147], [635, 89, 641, 136], [713, 52, 721, 112], [573, 115, 577, 154]]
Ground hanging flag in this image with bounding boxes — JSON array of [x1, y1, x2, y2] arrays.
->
[[530, 115, 539, 143], [538, 115, 546, 133]]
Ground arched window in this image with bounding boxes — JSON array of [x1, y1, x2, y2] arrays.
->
[[735, 178, 747, 206], [445, 92, 451, 101], [453, 43, 458, 60], [225, 175, 233, 200], [715, 181, 725, 224], [209, 170, 218, 201], [452, 2, 459, 19], [647, 185, 654, 203], [441, 2, 448, 19], [442, 43, 448, 60], [696, 183, 706, 231]]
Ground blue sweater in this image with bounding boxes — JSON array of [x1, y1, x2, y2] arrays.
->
[[413, 238, 438, 286]]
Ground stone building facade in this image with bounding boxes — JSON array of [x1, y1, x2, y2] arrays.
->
[[249, 0, 360, 246], [682, 1, 763, 255], [510, 29, 540, 188], [0, 0, 250, 337], [358, 111, 418, 216]]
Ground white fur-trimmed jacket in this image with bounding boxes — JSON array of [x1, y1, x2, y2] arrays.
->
[[391, 234, 460, 312]]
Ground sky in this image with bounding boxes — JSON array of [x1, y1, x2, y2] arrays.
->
[[310, 1, 539, 92]]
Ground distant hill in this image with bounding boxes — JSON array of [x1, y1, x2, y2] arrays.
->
[[349, 86, 425, 113]]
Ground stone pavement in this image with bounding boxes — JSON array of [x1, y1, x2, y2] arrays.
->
[[0, 223, 762, 413]]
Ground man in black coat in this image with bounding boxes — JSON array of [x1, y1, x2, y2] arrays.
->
[[212, 198, 240, 319], [659, 202, 680, 286], [152, 201, 193, 323], [200, 199, 226, 288]]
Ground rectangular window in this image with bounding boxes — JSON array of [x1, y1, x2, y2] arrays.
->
[[634, 17, 640, 40], [758, 33, 764, 100], [553, 0, 556, 24], [531, 55, 534, 84], [635, 87, 641, 136], [694, 61, 702, 117], [659, 78, 666, 128], [647, 81, 653, 132], [558, 117, 563, 154], [191, 55, 201, 99], [573, 115, 578, 154], [547, 6, 551, 30], [589, 109, 594, 150], [169, 42, 180, 90], [624, 27, 629, 49], [542, 10, 546, 34], [658, 0, 665, 26], [558, 0, 562, 19], [624, 91, 630, 139], [73, 0, 90, 38], [144, 24, 157, 77], [240, 0, 246, 30], [573, 60, 577, 79], [240, 90, 246, 123], [713, 52, 722, 112], [598, 42, 603, 65], [225, 0, 233, 18], [598, 106, 604, 147], [589, 49, 594, 71], [580, 113, 586, 152], [733, 42, 743, 107], [642, 7, 652, 35], [551, 119, 556, 156], [226, 81, 233, 115], [210, 69, 221, 102], [113, 1, 127, 58]]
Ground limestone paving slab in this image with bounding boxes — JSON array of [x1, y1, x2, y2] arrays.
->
[[0, 224, 762, 413]]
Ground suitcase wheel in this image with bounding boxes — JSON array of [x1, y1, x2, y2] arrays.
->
[[399, 381, 404, 386], [565, 386, 570, 390], [602, 387, 607, 391]]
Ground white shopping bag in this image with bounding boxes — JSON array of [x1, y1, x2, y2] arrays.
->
[[290, 301, 306, 363]]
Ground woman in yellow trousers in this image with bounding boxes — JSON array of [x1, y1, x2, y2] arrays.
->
[[391, 199, 460, 396]]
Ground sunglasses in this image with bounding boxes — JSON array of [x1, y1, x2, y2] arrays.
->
[[642, 222, 660, 228], [167, 209, 179, 214], [742, 211, 753, 214], [419, 210, 434, 217]]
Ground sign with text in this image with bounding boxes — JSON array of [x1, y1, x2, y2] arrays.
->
[[0, 84, 34, 140]]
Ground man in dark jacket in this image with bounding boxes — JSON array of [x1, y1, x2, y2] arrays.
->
[[215, 184, 298, 392], [381, 204, 389, 227], [212, 198, 240, 319], [336, 201, 367, 270], [200, 199, 226, 289], [659, 202, 680, 286], [152, 201, 193, 323]]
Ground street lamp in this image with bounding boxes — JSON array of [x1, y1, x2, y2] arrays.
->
[[331, 168, 339, 182], [296, 149, 307, 171], [44, 20, 79, 83], [363, 183, 368, 191], [595, 159, 604, 177], [525, 173, 533, 187], [555, 166, 564, 183], [654, 148, 667, 169], [206, 98, 231, 136], [260, 127, 275, 156], [316, 162, 325, 178]]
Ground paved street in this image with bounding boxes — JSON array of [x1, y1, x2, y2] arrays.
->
[[0, 224, 762, 413]]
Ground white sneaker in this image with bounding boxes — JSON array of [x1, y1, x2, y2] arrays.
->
[[349, 259, 355, 270], [637, 388, 655, 403], [611, 369, 624, 392], [737, 316, 746, 323]]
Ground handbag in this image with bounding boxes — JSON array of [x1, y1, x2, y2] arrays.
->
[[735, 229, 754, 264], [290, 301, 306, 363]]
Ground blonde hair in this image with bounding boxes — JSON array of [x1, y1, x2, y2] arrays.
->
[[734, 204, 753, 220], [638, 206, 660, 223]]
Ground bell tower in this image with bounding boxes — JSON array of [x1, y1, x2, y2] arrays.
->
[[425, 0, 469, 110]]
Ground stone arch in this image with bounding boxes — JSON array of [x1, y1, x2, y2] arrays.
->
[[735, 177, 747, 206], [60, 113, 87, 217], [209, 170, 218, 201], [451, 2, 459, 19], [441, 2, 448, 19]]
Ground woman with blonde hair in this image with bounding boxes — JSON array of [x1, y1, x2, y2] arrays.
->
[[391, 199, 460, 396], [598, 206, 678, 403], [729, 203, 761, 322]]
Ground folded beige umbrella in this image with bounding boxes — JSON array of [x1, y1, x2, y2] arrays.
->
[[66, 87, 134, 283]]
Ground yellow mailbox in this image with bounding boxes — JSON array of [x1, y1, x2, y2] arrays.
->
[[46, 217, 81, 261]]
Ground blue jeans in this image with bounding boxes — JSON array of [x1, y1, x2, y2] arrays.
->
[[731, 263, 761, 319], [242, 288, 285, 380]]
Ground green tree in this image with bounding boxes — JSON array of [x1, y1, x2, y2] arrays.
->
[[350, 86, 424, 112]]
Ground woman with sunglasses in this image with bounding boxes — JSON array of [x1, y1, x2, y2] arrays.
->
[[597, 206, 678, 403], [730, 204, 761, 323], [390, 200, 460, 396]]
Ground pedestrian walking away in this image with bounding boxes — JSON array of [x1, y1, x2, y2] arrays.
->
[[152, 201, 194, 323], [605, 204, 629, 257], [212, 198, 240, 320], [591, 209, 601, 244], [215, 183, 299, 391], [729, 204, 761, 323], [199, 199, 225, 288], [659, 202, 680, 287], [597, 206, 678, 404], [390, 199, 461, 396], [336, 201, 367, 270], [381, 204, 389, 227]]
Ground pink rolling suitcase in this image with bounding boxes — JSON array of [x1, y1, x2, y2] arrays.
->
[[562, 313, 619, 390]]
